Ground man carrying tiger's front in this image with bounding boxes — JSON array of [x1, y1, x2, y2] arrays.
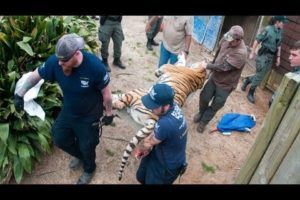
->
[[193, 25, 247, 133], [135, 83, 188, 184]]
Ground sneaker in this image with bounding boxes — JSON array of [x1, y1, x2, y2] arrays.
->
[[193, 112, 202, 123], [69, 157, 82, 170], [76, 172, 94, 184], [196, 122, 206, 133]]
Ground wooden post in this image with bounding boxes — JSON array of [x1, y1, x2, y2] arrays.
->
[[270, 130, 300, 184], [250, 82, 300, 183], [235, 73, 300, 184]]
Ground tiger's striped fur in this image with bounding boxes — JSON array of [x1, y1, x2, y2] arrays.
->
[[113, 63, 207, 181]]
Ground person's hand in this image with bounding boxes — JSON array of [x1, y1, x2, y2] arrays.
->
[[249, 51, 255, 60], [200, 60, 207, 69], [134, 148, 150, 160], [101, 115, 114, 126], [14, 94, 24, 112]]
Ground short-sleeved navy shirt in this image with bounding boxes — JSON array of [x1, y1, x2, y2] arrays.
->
[[154, 103, 188, 169], [38, 51, 110, 122]]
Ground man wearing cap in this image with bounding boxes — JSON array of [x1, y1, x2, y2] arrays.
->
[[135, 83, 188, 184], [193, 25, 248, 133], [98, 16, 126, 72], [241, 16, 288, 104], [13, 33, 114, 184]]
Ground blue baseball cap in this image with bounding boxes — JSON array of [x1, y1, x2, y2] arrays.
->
[[142, 83, 175, 110]]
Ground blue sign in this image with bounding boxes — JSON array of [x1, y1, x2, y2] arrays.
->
[[192, 16, 210, 44], [193, 16, 223, 51]]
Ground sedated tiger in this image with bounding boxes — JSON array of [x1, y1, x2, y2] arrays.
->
[[112, 63, 207, 181]]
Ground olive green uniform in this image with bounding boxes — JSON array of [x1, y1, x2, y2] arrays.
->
[[249, 25, 283, 88], [98, 16, 124, 60]]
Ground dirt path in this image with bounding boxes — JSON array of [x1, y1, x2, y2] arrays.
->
[[15, 16, 271, 184]]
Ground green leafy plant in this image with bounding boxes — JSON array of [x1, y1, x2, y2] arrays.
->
[[0, 16, 100, 184]]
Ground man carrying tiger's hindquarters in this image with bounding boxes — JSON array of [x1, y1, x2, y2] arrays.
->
[[135, 83, 188, 184]]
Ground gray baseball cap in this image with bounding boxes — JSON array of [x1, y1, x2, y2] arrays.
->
[[224, 25, 244, 42], [55, 33, 85, 61]]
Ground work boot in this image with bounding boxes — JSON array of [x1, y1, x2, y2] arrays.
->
[[69, 157, 82, 170], [76, 171, 94, 184], [102, 58, 111, 72], [146, 40, 153, 51], [196, 122, 206, 133], [247, 87, 256, 104], [241, 77, 250, 91], [193, 112, 202, 123], [113, 58, 126, 69], [150, 39, 159, 46]]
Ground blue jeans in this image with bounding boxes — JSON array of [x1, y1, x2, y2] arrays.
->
[[158, 43, 178, 68], [52, 112, 100, 173], [136, 150, 181, 184]]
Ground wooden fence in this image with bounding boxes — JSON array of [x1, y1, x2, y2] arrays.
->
[[235, 72, 300, 184]]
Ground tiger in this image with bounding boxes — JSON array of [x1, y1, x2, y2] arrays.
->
[[112, 63, 207, 181]]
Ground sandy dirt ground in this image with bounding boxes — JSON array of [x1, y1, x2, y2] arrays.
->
[[12, 16, 272, 184]]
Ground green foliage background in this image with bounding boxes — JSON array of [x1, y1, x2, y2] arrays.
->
[[0, 16, 100, 183]]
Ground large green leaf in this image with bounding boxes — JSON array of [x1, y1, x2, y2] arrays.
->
[[0, 32, 12, 49], [22, 36, 32, 43], [18, 143, 32, 173], [0, 140, 7, 165], [13, 155, 23, 184], [0, 123, 9, 144], [16, 41, 35, 56], [7, 59, 15, 71], [38, 133, 50, 153], [7, 135, 17, 155]]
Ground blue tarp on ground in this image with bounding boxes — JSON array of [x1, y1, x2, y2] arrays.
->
[[217, 113, 256, 133]]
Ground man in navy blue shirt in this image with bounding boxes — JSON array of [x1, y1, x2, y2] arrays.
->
[[14, 34, 114, 184], [135, 83, 188, 184]]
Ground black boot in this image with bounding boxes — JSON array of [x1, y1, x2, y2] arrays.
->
[[247, 87, 256, 104], [102, 58, 111, 72], [241, 77, 250, 91], [150, 39, 159, 46], [146, 40, 153, 51], [113, 58, 126, 69]]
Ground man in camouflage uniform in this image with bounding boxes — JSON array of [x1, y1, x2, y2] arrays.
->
[[241, 16, 288, 104], [98, 16, 126, 72]]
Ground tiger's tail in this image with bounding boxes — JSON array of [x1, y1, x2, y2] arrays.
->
[[118, 119, 156, 181]]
